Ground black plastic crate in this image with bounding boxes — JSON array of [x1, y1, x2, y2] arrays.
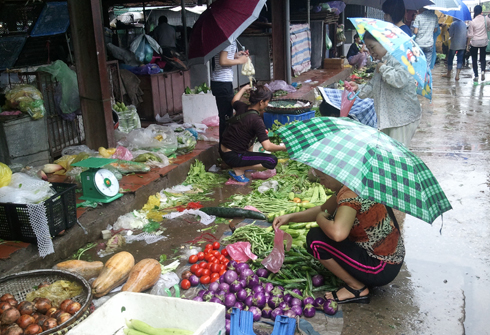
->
[[0, 183, 77, 243]]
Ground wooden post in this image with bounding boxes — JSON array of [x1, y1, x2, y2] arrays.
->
[[271, 0, 286, 81], [67, 0, 115, 149]]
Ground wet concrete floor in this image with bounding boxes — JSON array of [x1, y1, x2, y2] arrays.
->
[[340, 63, 490, 335]]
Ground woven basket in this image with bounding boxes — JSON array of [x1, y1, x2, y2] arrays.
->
[[0, 269, 93, 334], [266, 99, 312, 115]]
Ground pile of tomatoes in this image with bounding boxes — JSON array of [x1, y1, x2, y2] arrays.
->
[[180, 242, 230, 290]]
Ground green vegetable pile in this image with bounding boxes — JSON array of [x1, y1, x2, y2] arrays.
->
[[185, 82, 210, 94], [184, 160, 228, 191]]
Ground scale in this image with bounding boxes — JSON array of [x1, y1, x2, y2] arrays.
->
[[71, 157, 123, 203]]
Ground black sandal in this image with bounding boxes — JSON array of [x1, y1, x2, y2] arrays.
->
[[328, 285, 370, 304]]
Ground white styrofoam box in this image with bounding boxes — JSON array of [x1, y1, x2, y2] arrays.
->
[[69, 292, 226, 335], [182, 92, 219, 124]]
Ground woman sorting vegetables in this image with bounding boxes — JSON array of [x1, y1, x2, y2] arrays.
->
[[273, 170, 405, 304], [220, 84, 287, 183]]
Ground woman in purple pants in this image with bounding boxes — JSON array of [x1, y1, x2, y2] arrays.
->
[[220, 85, 287, 183]]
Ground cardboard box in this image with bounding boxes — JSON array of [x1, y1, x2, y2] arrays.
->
[[323, 58, 344, 69]]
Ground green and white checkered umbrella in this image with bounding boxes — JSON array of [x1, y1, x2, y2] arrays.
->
[[276, 117, 452, 223]]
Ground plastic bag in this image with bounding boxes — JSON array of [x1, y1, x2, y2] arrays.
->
[[131, 150, 169, 168], [61, 145, 98, 156], [113, 211, 149, 230], [261, 229, 293, 273], [37, 60, 80, 114], [251, 169, 276, 180], [130, 34, 162, 64], [176, 130, 197, 155], [226, 242, 258, 262], [201, 115, 219, 127], [340, 88, 356, 117], [106, 43, 140, 67], [325, 34, 333, 50], [0, 173, 56, 204], [150, 273, 180, 296], [4, 85, 46, 120], [128, 63, 161, 75], [264, 80, 297, 93], [116, 105, 141, 134], [105, 160, 150, 174], [0, 163, 12, 188], [124, 124, 178, 156], [112, 146, 133, 161]]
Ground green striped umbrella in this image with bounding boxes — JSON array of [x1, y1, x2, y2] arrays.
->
[[276, 117, 452, 223]]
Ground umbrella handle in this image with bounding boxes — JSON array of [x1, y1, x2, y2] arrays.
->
[[347, 90, 360, 101]]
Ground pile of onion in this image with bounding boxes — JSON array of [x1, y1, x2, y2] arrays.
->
[[0, 287, 82, 335]]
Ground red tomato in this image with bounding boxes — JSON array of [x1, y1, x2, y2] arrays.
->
[[204, 247, 212, 254], [180, 279, 191, 290], [202, 269, 211, 277], [195, 268, 204, 277], [221, 249, 229, 257], [204, 254, 214, 262], [211, 273, 220, 281], [222, 259, 230, 266], [190, 264, 200, 274], [212, 242, 220, 250], [211, 258, 219, 264], [212, 250, 220, 257], [218, 255, 226, 262], [200, 275, 211, 284], [188, 255, 198, 264], [197, 252, 205, 261], [210, 264, 220, 273], [207, 256, 216, 263], [205, 244, 213, 250], [219, 269, 227, 276], [219, 264, 227, 271], [199, 262, 208, 269], [210, 276, 220, 283]]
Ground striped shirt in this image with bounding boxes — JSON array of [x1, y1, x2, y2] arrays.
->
[[413, 10, 439, 47], [211, 42, 237, 82]]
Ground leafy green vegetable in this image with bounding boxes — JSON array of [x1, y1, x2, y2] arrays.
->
[[72, 243, 96, 260], [142, 219, 160, 233], [159, 254, 167, 263]]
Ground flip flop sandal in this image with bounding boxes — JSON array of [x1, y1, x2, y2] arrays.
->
[[228, 170, 249, 183], [329, 285, 370, 304]]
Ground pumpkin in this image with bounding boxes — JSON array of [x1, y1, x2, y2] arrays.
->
[[92, 252, 134, 298], [53, 260, 103, 280], [122, 259, 161, 293]]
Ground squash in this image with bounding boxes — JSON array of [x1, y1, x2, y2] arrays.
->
[[92, 251, 135, 298], [53, 260, 103, 280], [122, 259, 161, 292]]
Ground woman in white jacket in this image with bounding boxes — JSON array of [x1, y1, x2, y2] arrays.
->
[[467, 5, 490, 82]]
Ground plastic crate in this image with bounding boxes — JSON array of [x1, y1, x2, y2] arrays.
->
[[69, 292, 226, 335], [0, 183, 77, 243], [263, 110, 315, 129]]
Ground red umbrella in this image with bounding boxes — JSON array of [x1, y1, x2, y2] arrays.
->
[[188, 0, 267, 65]]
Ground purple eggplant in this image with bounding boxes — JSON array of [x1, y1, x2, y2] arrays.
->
[[314, 297, 326, 309], [255, 268, 269, 278], [323, 299, 338, 315], [303, 297, 315, 306], [249, 306, 262, 322], [271, 308, 283, 321], [235, 263, 250, 275], [268, 295, 284, 309], [283, 293, 292, 304], [252, 285, 265, 294], [291, 288, 303, 297], [283, 310, 296, 318], [192, 296, 203, 302], [230, 280, 243, 293], [224, 293, 237, 308], [278, 301, 288, 310], [246, 275, 260, 288], [219, 274, 226, 284], [189, 275, 199, 287], [271, 286, 284, 296], [252, 292, 266, 308], [203, 291, 214, 301], [227, 260, 238, 271], [209, 297, 223, 304], [291, 305, 303, 316], [245, 287, 252, 295], [225, 319, 231, 335], [219, 283, 230, 293], [263, 282, 274, 293], [239, 279, 247, 288], [236, 289, 248, 302], [303, 304, 316, 318], [197, 289, 206, 298], [224, 270, 238, 284], [290, 297, 302, 307], [240, 268, 254, 279], [214, 290, 226, 301], [234, 301, 244, 310], [311, 274, 325, 287], [262, 305, 273, 319], [209, 281, 220, 292], [244, 296, 253, 307]]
